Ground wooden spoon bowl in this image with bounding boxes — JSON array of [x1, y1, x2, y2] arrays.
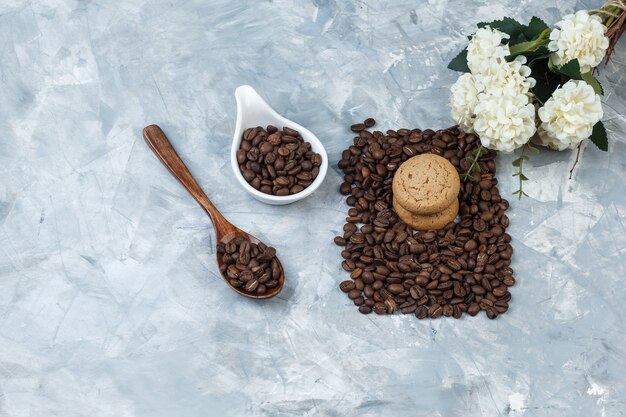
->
[[215, 230, 284, 299], [143, 124, 284, 299]]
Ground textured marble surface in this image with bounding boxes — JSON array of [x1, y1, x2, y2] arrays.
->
[[1, 0, 625, 415]]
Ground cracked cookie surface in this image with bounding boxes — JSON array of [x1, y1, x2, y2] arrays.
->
[[392, 154, 460, 215]]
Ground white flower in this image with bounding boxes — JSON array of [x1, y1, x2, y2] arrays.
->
[[450, 73, 479, 132], [548, 10, 609, 73], [467, 26, 510, 74], [536, 80, 602, 150], [450, 57, 537, 151], [473, 94, 536, 152], [475, 56, 536, 98], [452, 27, 538, 151]]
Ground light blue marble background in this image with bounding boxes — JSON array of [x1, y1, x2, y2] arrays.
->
[[1, 0, 625, 416]]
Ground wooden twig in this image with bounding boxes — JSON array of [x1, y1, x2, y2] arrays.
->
[[568, 142, 583, 180]]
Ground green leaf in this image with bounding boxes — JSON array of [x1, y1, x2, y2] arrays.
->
[[521, 16, 550, 40], [448, 48, 470, 73], [589, 121, 608, 151], [512, 158, 522, 167], [520, 173, 529, 181], [527, 143, 541, 153], [532, 77, 559, 103], [512, 189, 528, 197], [521, 154, 530, 161], [528, 52, 552, 66], [581, 72, 604, 95], [478, 17, 526, 44], [557, 59, 582, 79], [530, 57, 561, 103]]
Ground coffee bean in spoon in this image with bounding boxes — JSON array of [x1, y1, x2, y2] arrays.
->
[[238, 126, 322, 196], [217, 236, 281, 295]]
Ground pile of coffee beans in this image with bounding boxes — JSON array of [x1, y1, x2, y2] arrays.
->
[[217, 237, 281, 295], [237, 125, 322, 196], [335, 119, 514, 319]]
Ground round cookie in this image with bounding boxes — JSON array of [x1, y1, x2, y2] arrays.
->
[[393, 196, 459, 231], [392, 154, 460, 215]]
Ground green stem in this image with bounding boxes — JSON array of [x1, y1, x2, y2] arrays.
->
[[508, 28, 551, 57], [511, 142, 537, 199], [514, 147, 528, 200], [460, 145, 485, 182]]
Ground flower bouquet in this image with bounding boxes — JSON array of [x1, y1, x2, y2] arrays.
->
[[448, 2, 625, 197]]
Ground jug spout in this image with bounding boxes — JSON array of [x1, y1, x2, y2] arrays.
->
[[235, 85, 264, 108], [235, 85, 279, 128]]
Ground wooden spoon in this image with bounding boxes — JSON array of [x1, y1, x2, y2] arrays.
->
[[143, 124, 284, 299]]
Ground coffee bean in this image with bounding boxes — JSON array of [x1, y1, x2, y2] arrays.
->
[[351, 123, 366, 132], [428, 304, 443, 318], [340, 281, 355, 293], [348, 289, 362, 300], [494, 301, 509, 313], [401, 304, 417, 314], [410, 285, 423, 299], [244, 278, 259, 292], [280, 126, 296, 136], [236, 149, 247, 164], [471, 285, 486, 295], [239, 270, 253, 282], [422, 232, 436, 243], [446, 259, 461, 271], [388, 283, 404, 294], [359, 305, 372, 314], [415, 306, 429, 319], [464, 239, 477, 251], [493, 286, 507, 297], [492, 224, 504, 237], [468, 303, 480, 316], [259, 142, 274, 155], [473, 219, 487, 232], [373, 302, 387, 314], [340, 182, 352, 195], [243, 127, 257, 141], [242, 169, 255, 182], [503, 275, 516, 286], [351, 268, 363, 279]]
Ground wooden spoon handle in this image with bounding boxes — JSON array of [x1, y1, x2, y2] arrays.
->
[[143, 124, 236, 237]]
